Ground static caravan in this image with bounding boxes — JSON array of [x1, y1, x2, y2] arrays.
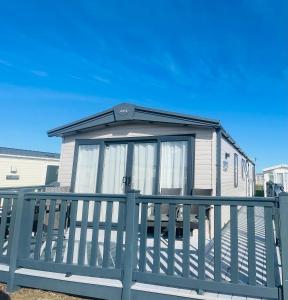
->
[[263, 164, 288, 196], [0, 147, 59, 188], [48, 103, 255, 221]]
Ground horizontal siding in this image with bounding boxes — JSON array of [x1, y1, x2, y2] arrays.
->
[[221, 137, 254, 197], [0, 156, 59, 187], [58, 123, 214, 192]]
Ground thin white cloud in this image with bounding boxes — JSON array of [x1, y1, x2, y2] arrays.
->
[[0, 59, 12, 67], [93, 75, 111, 84], [0, 84, 129, 105], [31, 70, 48, 77]]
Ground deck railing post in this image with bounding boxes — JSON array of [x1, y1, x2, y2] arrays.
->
[[7, 189, 26, 292], [279, 192, 288, 300], [121, 190, 139, 300]]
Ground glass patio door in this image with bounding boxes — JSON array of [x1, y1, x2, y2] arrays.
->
[[132, 142, 157, 195], [101, 143, 128, 194]]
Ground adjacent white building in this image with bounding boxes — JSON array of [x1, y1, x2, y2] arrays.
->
[[263, 164, 288, 196], [0, 147, 60, 188]]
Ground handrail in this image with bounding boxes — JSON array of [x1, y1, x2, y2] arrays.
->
[[139, 195, 276, 201], [24, 192, 127, 200]]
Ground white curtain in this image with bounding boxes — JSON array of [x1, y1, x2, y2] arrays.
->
[[101, 144, 128, 222], [101, 144, 128, 194], [74, 145, 99, 221], [75, 145, 99, 193], [132, 143, 156, 195], [159, 141, 188, 195]]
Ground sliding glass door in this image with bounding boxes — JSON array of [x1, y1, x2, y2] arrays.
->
[[132, 143, 157, 195], [74, 144, 100, 193], [101, 143, 128, 194], [73, 135, 194, 196], [74, 144, 100, 221]]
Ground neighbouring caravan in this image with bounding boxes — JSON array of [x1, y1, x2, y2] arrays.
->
[[263, 164, 288, 196], [48, 103, 255, 223], [0, 147, 60, 188]]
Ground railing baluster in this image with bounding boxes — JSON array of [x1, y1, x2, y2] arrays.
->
[[44, 199, 56, 262], [182, 204, 190, 278], [153, 203, 161, 274], [102, 201, 113, 268], [115, 201, 125, 269], [139, 203, 148, 272], [66, 200, 78, 264], [214, 205, 222, 282], [198, 205, 206, 280], [167, 204, 176, 276], [230, 205, 239, 283], [78, 200, 89, 265], [34, 199, 46, 260], [133, 202, 140, 269], [55, 200, 68, 263], [22, 197, 37, 259], [0, 198, 12, 254], [247, 206, 256, 285], [90, 201, 101, 267], [264, 206, 275, 287], [7, 197, 17, 257]]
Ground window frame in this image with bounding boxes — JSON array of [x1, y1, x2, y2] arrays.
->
[[71, 134, 195, 195], [241, 158, 246, 180], [234, 153, 239, 188]]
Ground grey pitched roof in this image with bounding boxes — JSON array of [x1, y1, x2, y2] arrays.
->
[[47, 103, 220, 137], [47, 102, 253, 164], [0, 147, 60, 159]]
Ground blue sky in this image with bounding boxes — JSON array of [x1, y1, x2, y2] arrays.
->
[[0, 0, 287, 171]]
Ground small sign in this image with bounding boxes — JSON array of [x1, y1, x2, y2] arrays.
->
[[6, 175, 20, 180], [114, 104, 135, 121]]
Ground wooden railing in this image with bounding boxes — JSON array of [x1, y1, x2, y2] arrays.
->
[[0, 190, 287, 300]]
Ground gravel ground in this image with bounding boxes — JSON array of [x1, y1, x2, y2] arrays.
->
[[0, 284, 91, 300]]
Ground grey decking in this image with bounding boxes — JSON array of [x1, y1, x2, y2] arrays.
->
[[20, 206, 269, 300]]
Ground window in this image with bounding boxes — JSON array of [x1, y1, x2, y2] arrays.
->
[[72, 135, 194, 196], [234, 153, 238, 187], [241, 159, 246, 180], [74, 144, 100, 193], [159, 141, 188, 196], [276, 173, 284, 185], [132, 143, 157, 195], [269, 173, 274, 182]]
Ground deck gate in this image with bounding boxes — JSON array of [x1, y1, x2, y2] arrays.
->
[[0, 190, 287, 299]]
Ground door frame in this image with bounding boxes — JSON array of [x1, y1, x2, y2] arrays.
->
[[71, 134, 195, 195]]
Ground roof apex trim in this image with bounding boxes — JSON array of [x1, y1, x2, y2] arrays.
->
[[47, 102, 220, 137]]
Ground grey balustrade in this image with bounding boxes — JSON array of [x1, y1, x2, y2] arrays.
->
[[0, 190, 286, 300]]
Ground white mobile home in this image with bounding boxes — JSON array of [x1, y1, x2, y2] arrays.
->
[[263, 164, 288, 196], [48, 103, 255, 198], [0, 147, 60, 188]]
